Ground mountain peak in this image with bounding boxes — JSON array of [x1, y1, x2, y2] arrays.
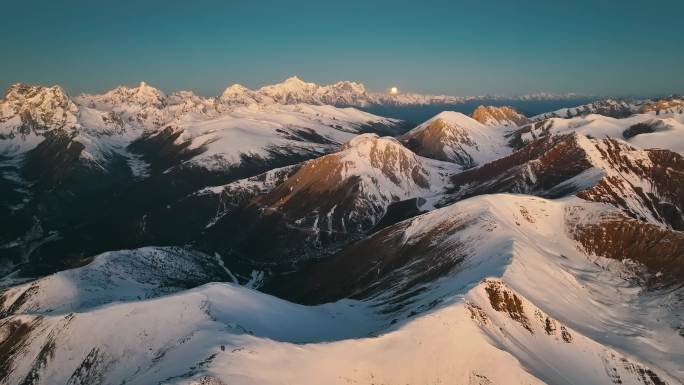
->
[[4, 83, 69, 103], [1, 83, 78, 132], [428, 111, 482, 127], [400, 111, 511, 167], [82, 81, 166, 108], [284, 75, 305, 83], [471, 105, 530, 127], [220, 83, 251, 98]]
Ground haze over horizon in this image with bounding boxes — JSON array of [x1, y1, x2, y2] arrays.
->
[[2, 0, 683, 97]]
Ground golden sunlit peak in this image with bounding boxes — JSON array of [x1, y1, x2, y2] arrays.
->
[[389, 86, 399, 95]]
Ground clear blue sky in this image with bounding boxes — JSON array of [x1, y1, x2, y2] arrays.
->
[[2, 0, 682, 97]]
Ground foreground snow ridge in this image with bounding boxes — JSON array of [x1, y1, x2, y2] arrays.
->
[[0, 194, 681, 385]]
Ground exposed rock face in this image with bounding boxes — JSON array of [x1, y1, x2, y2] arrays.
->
[[471, 105, 530, 127], [2, 79, 684, 385], [576, 140, 684, 230], [569, 213, 684, 287], [483, 280, 533, 333], [447, 134, 594, 199], [0, 82, 407, 277]]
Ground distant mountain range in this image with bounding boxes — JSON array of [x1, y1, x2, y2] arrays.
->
[[214, 76, 590, 107]]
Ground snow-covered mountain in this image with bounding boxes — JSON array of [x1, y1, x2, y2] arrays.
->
[[193, 134, 459, 279], [2, 79, 684, 385], [400, 111, 514, 167], [518, 112, 684, 154], [0, 82, 406, 277], [249, 134, 456, 232], [446, 133, 684, 229], [219, 76, 463, 107]]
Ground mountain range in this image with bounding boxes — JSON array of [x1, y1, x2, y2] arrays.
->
[[0, 79, 683, 385]]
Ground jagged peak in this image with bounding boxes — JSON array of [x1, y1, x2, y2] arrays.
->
[[84, 81, 166, 106], [0, 83, 78, 130], [3, 83, 70, 102]]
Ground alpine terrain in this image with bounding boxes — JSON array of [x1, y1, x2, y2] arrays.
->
[[0, 79, 683, 385]]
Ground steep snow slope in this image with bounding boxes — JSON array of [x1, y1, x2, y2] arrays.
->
[[400, 111, 513, 167], [1, 195, 681, 385]]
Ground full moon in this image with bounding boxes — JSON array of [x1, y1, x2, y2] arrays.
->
[[390, 86, 398, 95]]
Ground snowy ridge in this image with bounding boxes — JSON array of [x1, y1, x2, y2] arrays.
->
[[152, 104, 400, 171], [1, 195, 681, 384], [447, 132, 684, 229], [520, 112, 684, 154], [532, 96, 684, 121]]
